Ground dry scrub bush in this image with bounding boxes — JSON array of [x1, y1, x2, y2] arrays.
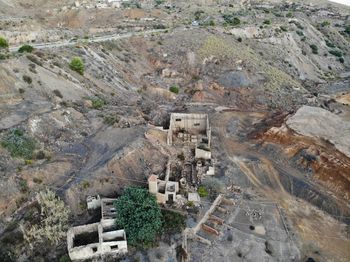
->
[[22, 189, 70, 248]]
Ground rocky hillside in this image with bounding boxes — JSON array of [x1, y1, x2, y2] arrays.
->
[[0, 0, 349, 261]]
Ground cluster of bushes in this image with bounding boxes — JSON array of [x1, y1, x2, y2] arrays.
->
[[325, 40, 335, 48], [1, 128, 35, 159], [161, 210, 186, 234], [222, 14, 241, 26], [22, 190, 70, 248], [289, 20, 304, 30], [26, 54, 43, 66], [18, 44, 34, 53]]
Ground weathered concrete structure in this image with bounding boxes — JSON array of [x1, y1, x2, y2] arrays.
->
[[67, 197, 127, 261]]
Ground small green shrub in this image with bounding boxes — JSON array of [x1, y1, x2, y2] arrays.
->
[[33, 177, 43, 184], [69, 57, 84, 75], [18, 179, 28, 193], [290, 20, 304, 30], [103, 115, 119, 125], [35, 150, 46, 160], [286, 12, 293, 18], [194, 10, 205, 20], [154, 0, 164, 6], [321, 21, 330, 27], [53, 89, 63, 98], [309, 44, 318, 54], [186, 201, 194, 207], [198, 186, 209, 197], [1, 129, 35, 159], [81, 181, 90, 189], [91, 97, 106, 109], [296, 30, 304, 36], [329, 49, 342, 57], [263, 19, 271, 25], [237, 37, 242, 42], [280, 26, 288, 32], [24, 159, 33, 165], [169, 85, 179, 94], [19, 88, 25, 94], [339, 57, 344, 63], [0, 36, 9, 49], [22, 75, 32, 84], [325, 40, 335, 48], [18, 44, 34, 53]]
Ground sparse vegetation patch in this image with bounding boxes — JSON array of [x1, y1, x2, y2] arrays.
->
[[1, 128, 36, 159]]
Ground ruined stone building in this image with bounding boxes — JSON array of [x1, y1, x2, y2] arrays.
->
[[148, 174, 180, 204], [67, 197, 127, 261], [149, 113, 214, 205]]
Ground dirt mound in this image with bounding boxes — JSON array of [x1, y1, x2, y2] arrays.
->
[[286, 106, 350, 158]]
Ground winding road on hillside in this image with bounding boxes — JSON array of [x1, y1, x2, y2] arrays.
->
[[9, 28, 169, 52]]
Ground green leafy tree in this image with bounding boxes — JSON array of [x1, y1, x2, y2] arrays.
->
[[0, 36, 9, 49], [114, 187, 162, 247], [69, 57, 84, 75]]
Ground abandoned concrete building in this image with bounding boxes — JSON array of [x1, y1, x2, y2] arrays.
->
[[67, 197, 127, 261], [167, 113, 212, 159], [148, 174, 180, 204], [149, 113, 215, 205]]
